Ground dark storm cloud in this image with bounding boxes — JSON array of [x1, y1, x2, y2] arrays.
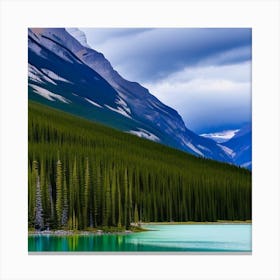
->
[[81, 28, 251, 83], [81, 28, 153, 46], [80, 28, 252, 134]]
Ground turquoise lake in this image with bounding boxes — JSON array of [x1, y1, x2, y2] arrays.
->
[[28, 224, 252, 252]]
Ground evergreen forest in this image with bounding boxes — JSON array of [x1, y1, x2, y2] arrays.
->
[[28, 101, 252, 231]]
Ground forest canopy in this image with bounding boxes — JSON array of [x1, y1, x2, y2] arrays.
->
[[28, 101, 252, 231]]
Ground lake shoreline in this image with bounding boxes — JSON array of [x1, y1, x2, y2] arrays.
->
[[141, 220, 252, 225], [29, 229, 134, 236], [28, 221, 251, 236], [28, 226, 147, 236]]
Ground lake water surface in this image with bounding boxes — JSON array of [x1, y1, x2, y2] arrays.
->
[[28, 224, 252, 252]]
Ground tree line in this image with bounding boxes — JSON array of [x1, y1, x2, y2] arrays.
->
[[28, 101, 252, 230]]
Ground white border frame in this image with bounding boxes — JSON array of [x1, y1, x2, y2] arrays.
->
[[1, 0, 279, 279]]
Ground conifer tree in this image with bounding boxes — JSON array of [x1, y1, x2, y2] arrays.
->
[[84, 158, 90, 228], [124, 168, 129, 228], [28, 162, 34, 226], [111, 166, 116, 226], [71, 158, 79, 229], [33, 160, 44, 230], [48, 180, 55, 225], [61, 169, 68, 226], [134, 204, 139, 224], [117, 183, 122, 227], [56, 159, 63, 227]]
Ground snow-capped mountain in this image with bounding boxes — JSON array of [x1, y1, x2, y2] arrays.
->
[[200, 125, 252, 169], [221, 124, 252, 169], [28, 28, 232, 163]]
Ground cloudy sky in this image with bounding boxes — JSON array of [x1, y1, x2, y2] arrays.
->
[[81, 28, 252, 134]]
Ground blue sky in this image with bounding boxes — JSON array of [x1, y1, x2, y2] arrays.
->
[[81, 28, 252, 134]]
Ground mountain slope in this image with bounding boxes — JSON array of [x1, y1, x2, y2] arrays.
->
[[28, 27, 232, 163], [221, 125, 252, 169], [28, 29, 166, 138]]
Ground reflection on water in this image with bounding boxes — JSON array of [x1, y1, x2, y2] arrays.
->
[[28, 224, 252, 252], [29, 234, 129, 252]]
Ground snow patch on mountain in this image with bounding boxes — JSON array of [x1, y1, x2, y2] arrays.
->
[[28, 66, 45, 84], [129, 128, 160, 142], [28, 64, 57, 85], [241, 161, 251, 168], [186, 142, 204, 157], [197, 145, 211, 152], [85, 97, 103, 108], [218, 144, 235, 157], [180, 138, 204, 156], [200, 129, 239, 143], [105, 104, 132, 119], [41, 68, 71, 83], [116, 96, 131, 114], [30, 84, 71, 104]]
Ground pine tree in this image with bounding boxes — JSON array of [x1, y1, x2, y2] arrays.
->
[[33, 160, 44, 230], [93, 161, 101, 226], [61, 169, 68, 227], [117, 183, 122, 227], [103, 168, 111, 226], [124, 168, 129, 228], [56, 159, 63, 227], [71, 158, 79, 230], [40, 160, 52, 228], [111, 165, 116, 226], [84, 158, 90, 228], [28, 161, 35, 227], [48, 180, 55, 225], [134, 204, 139, 224]]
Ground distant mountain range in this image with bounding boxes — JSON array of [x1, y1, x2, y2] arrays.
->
[[28, 28, 251, 168], [220, 125, 252, 169], [201, 126, 252, 169]]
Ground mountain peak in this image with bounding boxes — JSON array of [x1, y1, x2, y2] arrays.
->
[[66, 28, 91, 48]]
